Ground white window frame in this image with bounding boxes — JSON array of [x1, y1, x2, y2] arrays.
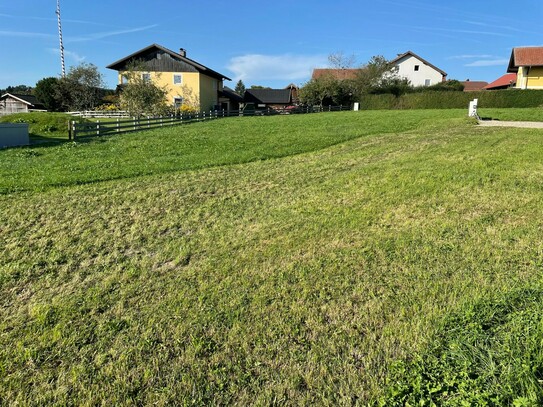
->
[[173, 74, 183, 85], [173, 96, 183, 109]]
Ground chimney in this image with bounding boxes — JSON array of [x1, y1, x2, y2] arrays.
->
[[179, 48, 186, 57]]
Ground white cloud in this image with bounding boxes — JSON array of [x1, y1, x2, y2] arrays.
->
[[448, 54, 494, 60], [227, 53, 328, 84], [48, 48, 86, 63], [68, 24, 157, 43], [465, 59, 509, 67], [0, 30, 54, 39]]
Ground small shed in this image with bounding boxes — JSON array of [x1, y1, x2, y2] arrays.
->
[[218, 86, 244, 112], [244, 88, 294, 110], [0, 93, 47, 115]]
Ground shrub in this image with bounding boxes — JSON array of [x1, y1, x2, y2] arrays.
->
[[180, 104, 199, 115], [360, 89, 543, 110]]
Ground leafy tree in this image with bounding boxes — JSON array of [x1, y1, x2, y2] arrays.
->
[[328, 51, 356, 69], [424, 79, 465, 92], [34, 77, 63, 111], [250, 85, 272, 89], [175, 84, 200, 114], [371, 77, 413, 97], [234, 79, 246, 96], [0, 85, 33, 95], [118, 62, 168, 117], [354, 55, 394, 96], [56, 63, 105, 111], [298, 73, 340, 107], [300, 54, 398, 106]]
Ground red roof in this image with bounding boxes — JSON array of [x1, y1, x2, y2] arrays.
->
[[484, 73, 517, 90], [311, 69, 359, 80], [461, 81, 488, 91], [508, 47, 543, 72]]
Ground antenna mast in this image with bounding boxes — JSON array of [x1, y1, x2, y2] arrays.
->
[[56, 0, 66, 77]]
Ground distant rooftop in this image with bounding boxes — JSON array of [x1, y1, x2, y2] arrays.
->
[[484, 73, 517, 90], [508, 46, 543, 72]]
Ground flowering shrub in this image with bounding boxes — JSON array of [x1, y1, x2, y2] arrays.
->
[[180, 104, 198, 115], [95, 103, 120, 111]]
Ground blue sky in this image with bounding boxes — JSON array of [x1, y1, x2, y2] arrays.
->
[[1, 0, 541, 90]]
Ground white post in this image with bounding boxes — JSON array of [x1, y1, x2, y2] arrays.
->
[[353, 102, 359, 111], [468, 98, 478, 118]]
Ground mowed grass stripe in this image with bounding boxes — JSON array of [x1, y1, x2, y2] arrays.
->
[[0, 110, 463, 194], [2, 111, 543, 404]]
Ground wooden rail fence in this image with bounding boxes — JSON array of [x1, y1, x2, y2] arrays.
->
[[69, 105, 350, 140]]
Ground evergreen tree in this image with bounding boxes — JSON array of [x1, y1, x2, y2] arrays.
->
[[234, 79, 246, 96]]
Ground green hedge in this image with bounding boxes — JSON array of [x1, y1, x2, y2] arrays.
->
[[360, 90, 543, 110]]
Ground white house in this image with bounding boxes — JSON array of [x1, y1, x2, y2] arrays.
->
[[390, 51, 447, 87]]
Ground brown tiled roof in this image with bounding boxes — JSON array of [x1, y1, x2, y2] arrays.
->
[[484, 73, 517, 90], [461, 81, 488, 91], [311, 68, 359, 80], [507, 47, 543, 72]]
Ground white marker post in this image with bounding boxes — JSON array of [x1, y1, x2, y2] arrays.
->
[[468, 98, 478, 118]]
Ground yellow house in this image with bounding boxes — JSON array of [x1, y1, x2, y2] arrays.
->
[[106, 44, 231, 111], [507, 47, 543, 90]]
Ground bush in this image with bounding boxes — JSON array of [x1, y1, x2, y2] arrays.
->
[[360, 89, 543, 110], [180, 104, 198, 115], [413, 80, 465, 92]]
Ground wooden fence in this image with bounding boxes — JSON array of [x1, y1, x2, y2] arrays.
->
[[69, 105, 350, 140], [67, 110, 131, 118]]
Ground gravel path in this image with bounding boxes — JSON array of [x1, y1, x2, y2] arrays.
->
[[478, 120, 543, 128]]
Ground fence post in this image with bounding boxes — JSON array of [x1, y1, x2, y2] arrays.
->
[[133, 117, 137, 131], [96, 120, 100, 136], [147, 116, 150, 128], [72, 121, 77, 140], [68, 121, 72, 140], [117, 118, 120, 133]]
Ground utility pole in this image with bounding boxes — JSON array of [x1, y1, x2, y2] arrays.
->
[[56, 0, 66, 77]]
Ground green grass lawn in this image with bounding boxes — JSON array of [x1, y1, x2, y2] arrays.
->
[[479, 107, 543, 122], [0, 112, 88, 142], [2, 109, 543, 405]]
